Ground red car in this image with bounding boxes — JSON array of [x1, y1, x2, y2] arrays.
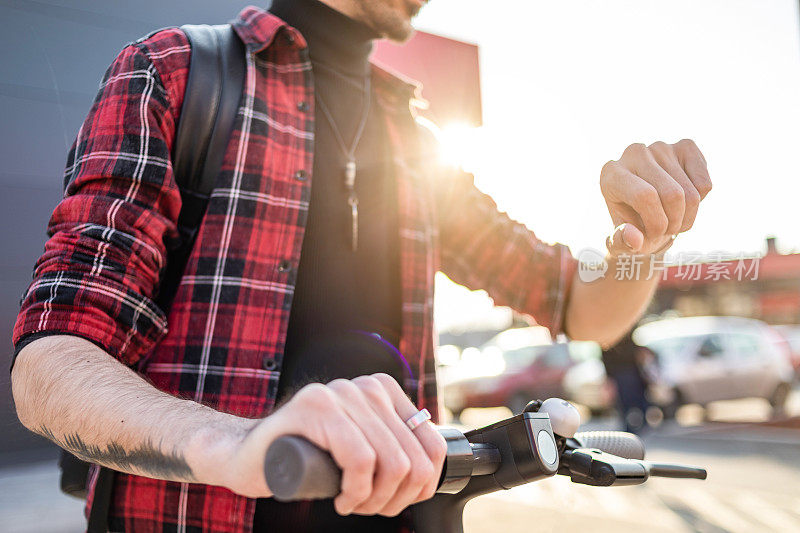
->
[[443, 327, 577, 417]]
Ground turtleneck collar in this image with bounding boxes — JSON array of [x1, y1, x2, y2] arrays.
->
[[269, 0, 377, 77]]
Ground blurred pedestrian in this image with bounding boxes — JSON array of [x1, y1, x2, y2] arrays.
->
[[603, 332, 655, 433]]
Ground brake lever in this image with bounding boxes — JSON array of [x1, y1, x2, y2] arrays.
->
[[559, 448, 707, 487]]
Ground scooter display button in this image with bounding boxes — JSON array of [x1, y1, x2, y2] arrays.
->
[[537, 429, 558, 465]]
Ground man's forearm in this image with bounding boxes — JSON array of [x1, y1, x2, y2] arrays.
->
[[564, 255, 660, 348], [11, 335, 450, 510], [11, 335, 253, 487]]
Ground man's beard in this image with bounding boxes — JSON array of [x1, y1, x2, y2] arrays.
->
[[359, 1, 416, 42]]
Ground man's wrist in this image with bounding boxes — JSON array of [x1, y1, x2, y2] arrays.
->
[[184, 408, 257, 489]]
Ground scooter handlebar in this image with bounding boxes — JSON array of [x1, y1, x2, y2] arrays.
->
[[265, 430, 651, 501], [264, 430, 504, 502], [571, 431, 646, 460], [265, 436, 341, 501]]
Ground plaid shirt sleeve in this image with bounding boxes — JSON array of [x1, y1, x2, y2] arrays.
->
[[436, 165, 578, 337], [12, 31, 189, 366]]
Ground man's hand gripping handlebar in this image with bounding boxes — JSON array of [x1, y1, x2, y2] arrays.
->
[[264, 397, 706, 502]]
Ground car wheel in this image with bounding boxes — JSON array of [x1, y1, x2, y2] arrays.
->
[[770, 382, 791, 416]]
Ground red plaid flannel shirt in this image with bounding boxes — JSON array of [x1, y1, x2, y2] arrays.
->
[[13, 6, 576, 531]]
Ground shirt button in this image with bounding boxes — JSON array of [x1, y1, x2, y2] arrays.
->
[[262, 356, 278, 371], [297, 101, 309, 112], [284, 32, 295, 45], [294, 169, 307, 181], [277, 260, 292, 273]]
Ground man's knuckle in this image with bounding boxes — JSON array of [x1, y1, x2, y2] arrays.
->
[[371, 372, 399, 390], [354, 376, 386, 400], [624, 142, 647, 157], [353, 374, 379, 388], [651, 215, 669, 235], [432, 437, 448, 465], [358, 449, 378, 471], [633, 186, 658, 205], [386, 456, 412, 480], [296, 383, 332, 408], [348, 484, 372, 503], [334, 499, 353, 516], [327, 378, 350, 391], [697, 178, 713, 196], [380, 505, 404, 518], [684, 188, 701, 208], [662, 185, 685, 205], [411, 460, 436, 486], [421, 483, 437, 501], [601, 159, 619, 177], [370, 373, 406, 401]]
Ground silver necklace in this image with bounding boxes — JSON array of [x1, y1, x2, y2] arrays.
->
[[314, 73, 372, 252]]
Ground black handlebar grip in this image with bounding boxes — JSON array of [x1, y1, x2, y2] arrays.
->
[[573, 431, 645, 460], [265, 436, 342, 501]]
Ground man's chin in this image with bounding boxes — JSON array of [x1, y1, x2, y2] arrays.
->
[[384, 24, 415, 43], [377, 17, 415, 43]]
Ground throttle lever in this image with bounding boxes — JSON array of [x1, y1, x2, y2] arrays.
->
[[560, 448, 707, 487], [561, 449, 648, 486]]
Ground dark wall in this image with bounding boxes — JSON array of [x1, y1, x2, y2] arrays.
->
[[0, 0, 255, 457]]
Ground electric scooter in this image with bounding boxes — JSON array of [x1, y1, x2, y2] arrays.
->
[[264, 398, 707, 533]]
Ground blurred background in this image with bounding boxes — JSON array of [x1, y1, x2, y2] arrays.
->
[[2, 0, 800, 532]]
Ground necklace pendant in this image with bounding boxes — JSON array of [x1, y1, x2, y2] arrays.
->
[[348, 194, 359, 252], [344, 160, 356, 190]]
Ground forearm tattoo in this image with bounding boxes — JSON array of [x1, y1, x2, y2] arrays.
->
[[36, 426, 195, 481]]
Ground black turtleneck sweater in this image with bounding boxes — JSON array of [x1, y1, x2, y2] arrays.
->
[[255, 0, 407, 531], [272, 0, 404, 398]]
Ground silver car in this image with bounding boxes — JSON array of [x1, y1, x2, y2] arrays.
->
[[634, 316, 794, 417]]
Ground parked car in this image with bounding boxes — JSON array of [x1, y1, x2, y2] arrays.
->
[[772, 325, 800, 379], [443, 327, 585, 417], [633, 316, 795, 417], [561, 341, 617, 415]]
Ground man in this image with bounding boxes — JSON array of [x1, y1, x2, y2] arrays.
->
[[10, 0, 712, 531], [602, 331, 657, 434]]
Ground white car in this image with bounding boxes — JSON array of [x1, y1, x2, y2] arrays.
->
[[634, 316, 794, 416], [561, 341, 616, 415]]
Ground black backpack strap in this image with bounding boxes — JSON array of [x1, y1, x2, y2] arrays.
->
[[86, 467, 115, 533], [85, 25, 245, 533], [156, 23, 246, 313]]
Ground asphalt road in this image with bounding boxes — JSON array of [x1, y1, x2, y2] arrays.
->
[[465, 425, 800, 533], [1, 393, 798, 533]]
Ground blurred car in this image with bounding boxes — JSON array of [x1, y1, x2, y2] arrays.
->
[[633, 316, 795, 416], [443, 327, 605, 417], [561, 341, 616, 415], [443, 327, 572, 416], [772, 325, 800, 379]]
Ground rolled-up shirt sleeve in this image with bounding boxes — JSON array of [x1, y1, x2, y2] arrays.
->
[[13, 36, 185, 366], [436, 167, 578, 338]]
